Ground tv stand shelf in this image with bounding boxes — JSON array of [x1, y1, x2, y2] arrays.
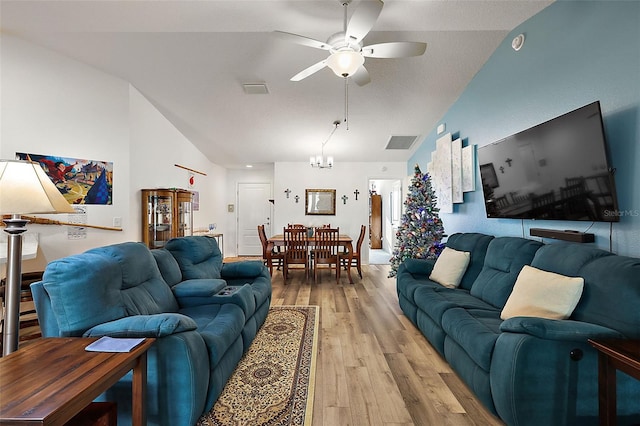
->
[[530, 228, 595, 243]]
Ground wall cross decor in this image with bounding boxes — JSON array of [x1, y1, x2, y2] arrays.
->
[[294, 195, 299, 203], [341, 195, 348, 204], [354, 189, 360, 200], [284, 188, 291, 198]]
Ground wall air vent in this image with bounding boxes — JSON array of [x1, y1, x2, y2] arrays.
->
[[385, 135, 419, 150]]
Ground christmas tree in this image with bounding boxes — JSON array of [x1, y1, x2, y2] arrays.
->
[[389, 164, 445, 278]]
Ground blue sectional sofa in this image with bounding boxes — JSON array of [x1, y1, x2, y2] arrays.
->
[[31, 236, 271, 426], [397, 233, 640, 426]]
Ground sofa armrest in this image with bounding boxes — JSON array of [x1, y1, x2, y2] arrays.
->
[[500, 317, 625, 342], [221, 261, 267, 279], [175, 283, 257, 317], [83, 313, 197, 338], [403, 258, 436, 277], [172, 279, 227, 299]]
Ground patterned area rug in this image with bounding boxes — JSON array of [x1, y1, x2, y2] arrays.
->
[[197, 306, 319, 426]]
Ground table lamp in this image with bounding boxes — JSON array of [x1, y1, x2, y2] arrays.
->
[[0, 159, 74, 355]]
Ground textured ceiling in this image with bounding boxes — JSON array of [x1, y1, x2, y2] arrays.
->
[[0, 0, 553, 168]]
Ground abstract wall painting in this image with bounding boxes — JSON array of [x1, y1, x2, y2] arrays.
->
[[462, 145, 476, 192], [434, 133, 453, 213], [451, 138, 464, 203], [426, 133, 476, 214], [16, 152, 113, 205]]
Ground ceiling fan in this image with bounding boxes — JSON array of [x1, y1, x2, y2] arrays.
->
[[273, 0, 427, 86]]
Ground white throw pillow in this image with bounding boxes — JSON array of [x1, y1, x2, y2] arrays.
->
[[501, 265, 584, 320], [428, 247, 471, 288]]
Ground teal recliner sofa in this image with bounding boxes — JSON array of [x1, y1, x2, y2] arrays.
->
[[31, 236, 271, 426], [397, 233, 640, 426]]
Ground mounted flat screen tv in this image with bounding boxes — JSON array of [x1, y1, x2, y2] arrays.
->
[[478, 101, 619, 222]]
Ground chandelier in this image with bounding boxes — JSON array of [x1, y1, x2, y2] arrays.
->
[[310, 120, 341, 169]]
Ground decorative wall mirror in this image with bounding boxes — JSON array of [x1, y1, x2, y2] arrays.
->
[[305, 189, 336, 215]]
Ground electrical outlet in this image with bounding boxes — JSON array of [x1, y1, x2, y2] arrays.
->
[[113, 217, 122, 227]]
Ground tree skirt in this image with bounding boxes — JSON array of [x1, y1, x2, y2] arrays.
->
[[197, 306, 319, 426]]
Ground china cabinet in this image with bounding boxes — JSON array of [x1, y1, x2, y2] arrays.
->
[[141, 189, 193, 249], [369, 194, 382, 249]]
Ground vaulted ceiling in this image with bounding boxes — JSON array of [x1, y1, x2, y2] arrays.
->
[[1, 0, 552, 168]]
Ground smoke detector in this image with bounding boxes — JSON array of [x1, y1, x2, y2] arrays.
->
[[512, 34, 525, 51]]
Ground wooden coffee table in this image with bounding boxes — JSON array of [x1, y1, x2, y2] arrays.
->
[[0, 337, 155, 426], [588, 338, 640, 426]]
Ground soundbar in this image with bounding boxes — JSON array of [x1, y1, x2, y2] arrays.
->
[[530, 228, 595, 243]]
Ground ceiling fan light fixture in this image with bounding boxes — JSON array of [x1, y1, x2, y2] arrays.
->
[[326, 50, 364, 77]]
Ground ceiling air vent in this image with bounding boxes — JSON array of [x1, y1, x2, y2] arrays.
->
[[242, 83, 269, 95], [385, 135, 418, 150]]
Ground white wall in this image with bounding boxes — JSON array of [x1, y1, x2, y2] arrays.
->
[[1, 35, 132, 271], [273, 162, 407, 263], [224, 167, 275, 257], [129, 87, 227, 239], [0, 35, 222, 274]]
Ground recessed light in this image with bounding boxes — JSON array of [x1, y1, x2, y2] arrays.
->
[[245, 165, 253, 168]]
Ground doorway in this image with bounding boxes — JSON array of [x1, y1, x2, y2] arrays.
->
[[368, 179, 402, 265], [237, 183, 272, 256]]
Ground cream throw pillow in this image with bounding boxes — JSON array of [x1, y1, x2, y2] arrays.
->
[[429, 247, 471, 288], [501, 265, 584, 320]]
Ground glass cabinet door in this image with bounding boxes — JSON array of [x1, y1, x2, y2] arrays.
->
[[142, 190, 173, 248], [176, 190, 193, 238], [141, 189, 193, 249]]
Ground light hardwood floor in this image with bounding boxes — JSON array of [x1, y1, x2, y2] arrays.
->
[[269, 263, 505, 426]]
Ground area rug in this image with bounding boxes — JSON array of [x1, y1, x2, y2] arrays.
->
[[197, 305, 319, 426]]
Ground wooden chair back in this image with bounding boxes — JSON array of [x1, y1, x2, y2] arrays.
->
[[257, 224, 268, 259], [287, 223, 307, 229], [313, 228, 340, 259], [342, 225, 366, 279], [354, 224, 366, 255], [312, 227, 340, 283], [258, 224, 282, 275], [283, 227, 309, 281]]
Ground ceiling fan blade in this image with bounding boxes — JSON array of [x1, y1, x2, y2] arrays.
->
[[351, 65, 371, 86], [361, 41, 427, 58], [291, 60, 328, 82], [345, 0, 383, 44], [272, 31, 331, 51]]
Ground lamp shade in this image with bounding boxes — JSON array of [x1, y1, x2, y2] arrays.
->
[[326, 50, 365, 78], [0, 160, 75, 214]]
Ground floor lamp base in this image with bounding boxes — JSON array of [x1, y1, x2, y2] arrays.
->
[[2, 216, 28, 356]]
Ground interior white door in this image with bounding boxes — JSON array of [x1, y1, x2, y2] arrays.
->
[[237, 183, 272, 256]]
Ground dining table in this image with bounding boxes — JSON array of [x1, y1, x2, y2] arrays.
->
[[266, 233, 354, 284]]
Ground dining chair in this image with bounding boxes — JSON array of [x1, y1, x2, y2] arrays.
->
[[311, 227, 340, 283], [258, 224, 283, 275], [531, 191, 557, 218], [283, 227, 310, 283], [287, 223, 307, 229], [341, 224, 366, 279]]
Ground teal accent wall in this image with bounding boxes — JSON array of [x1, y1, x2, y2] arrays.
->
[[409, 1, 640, 257]]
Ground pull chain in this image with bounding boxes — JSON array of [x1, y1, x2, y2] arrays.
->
[[344, 77, 349, 130]]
